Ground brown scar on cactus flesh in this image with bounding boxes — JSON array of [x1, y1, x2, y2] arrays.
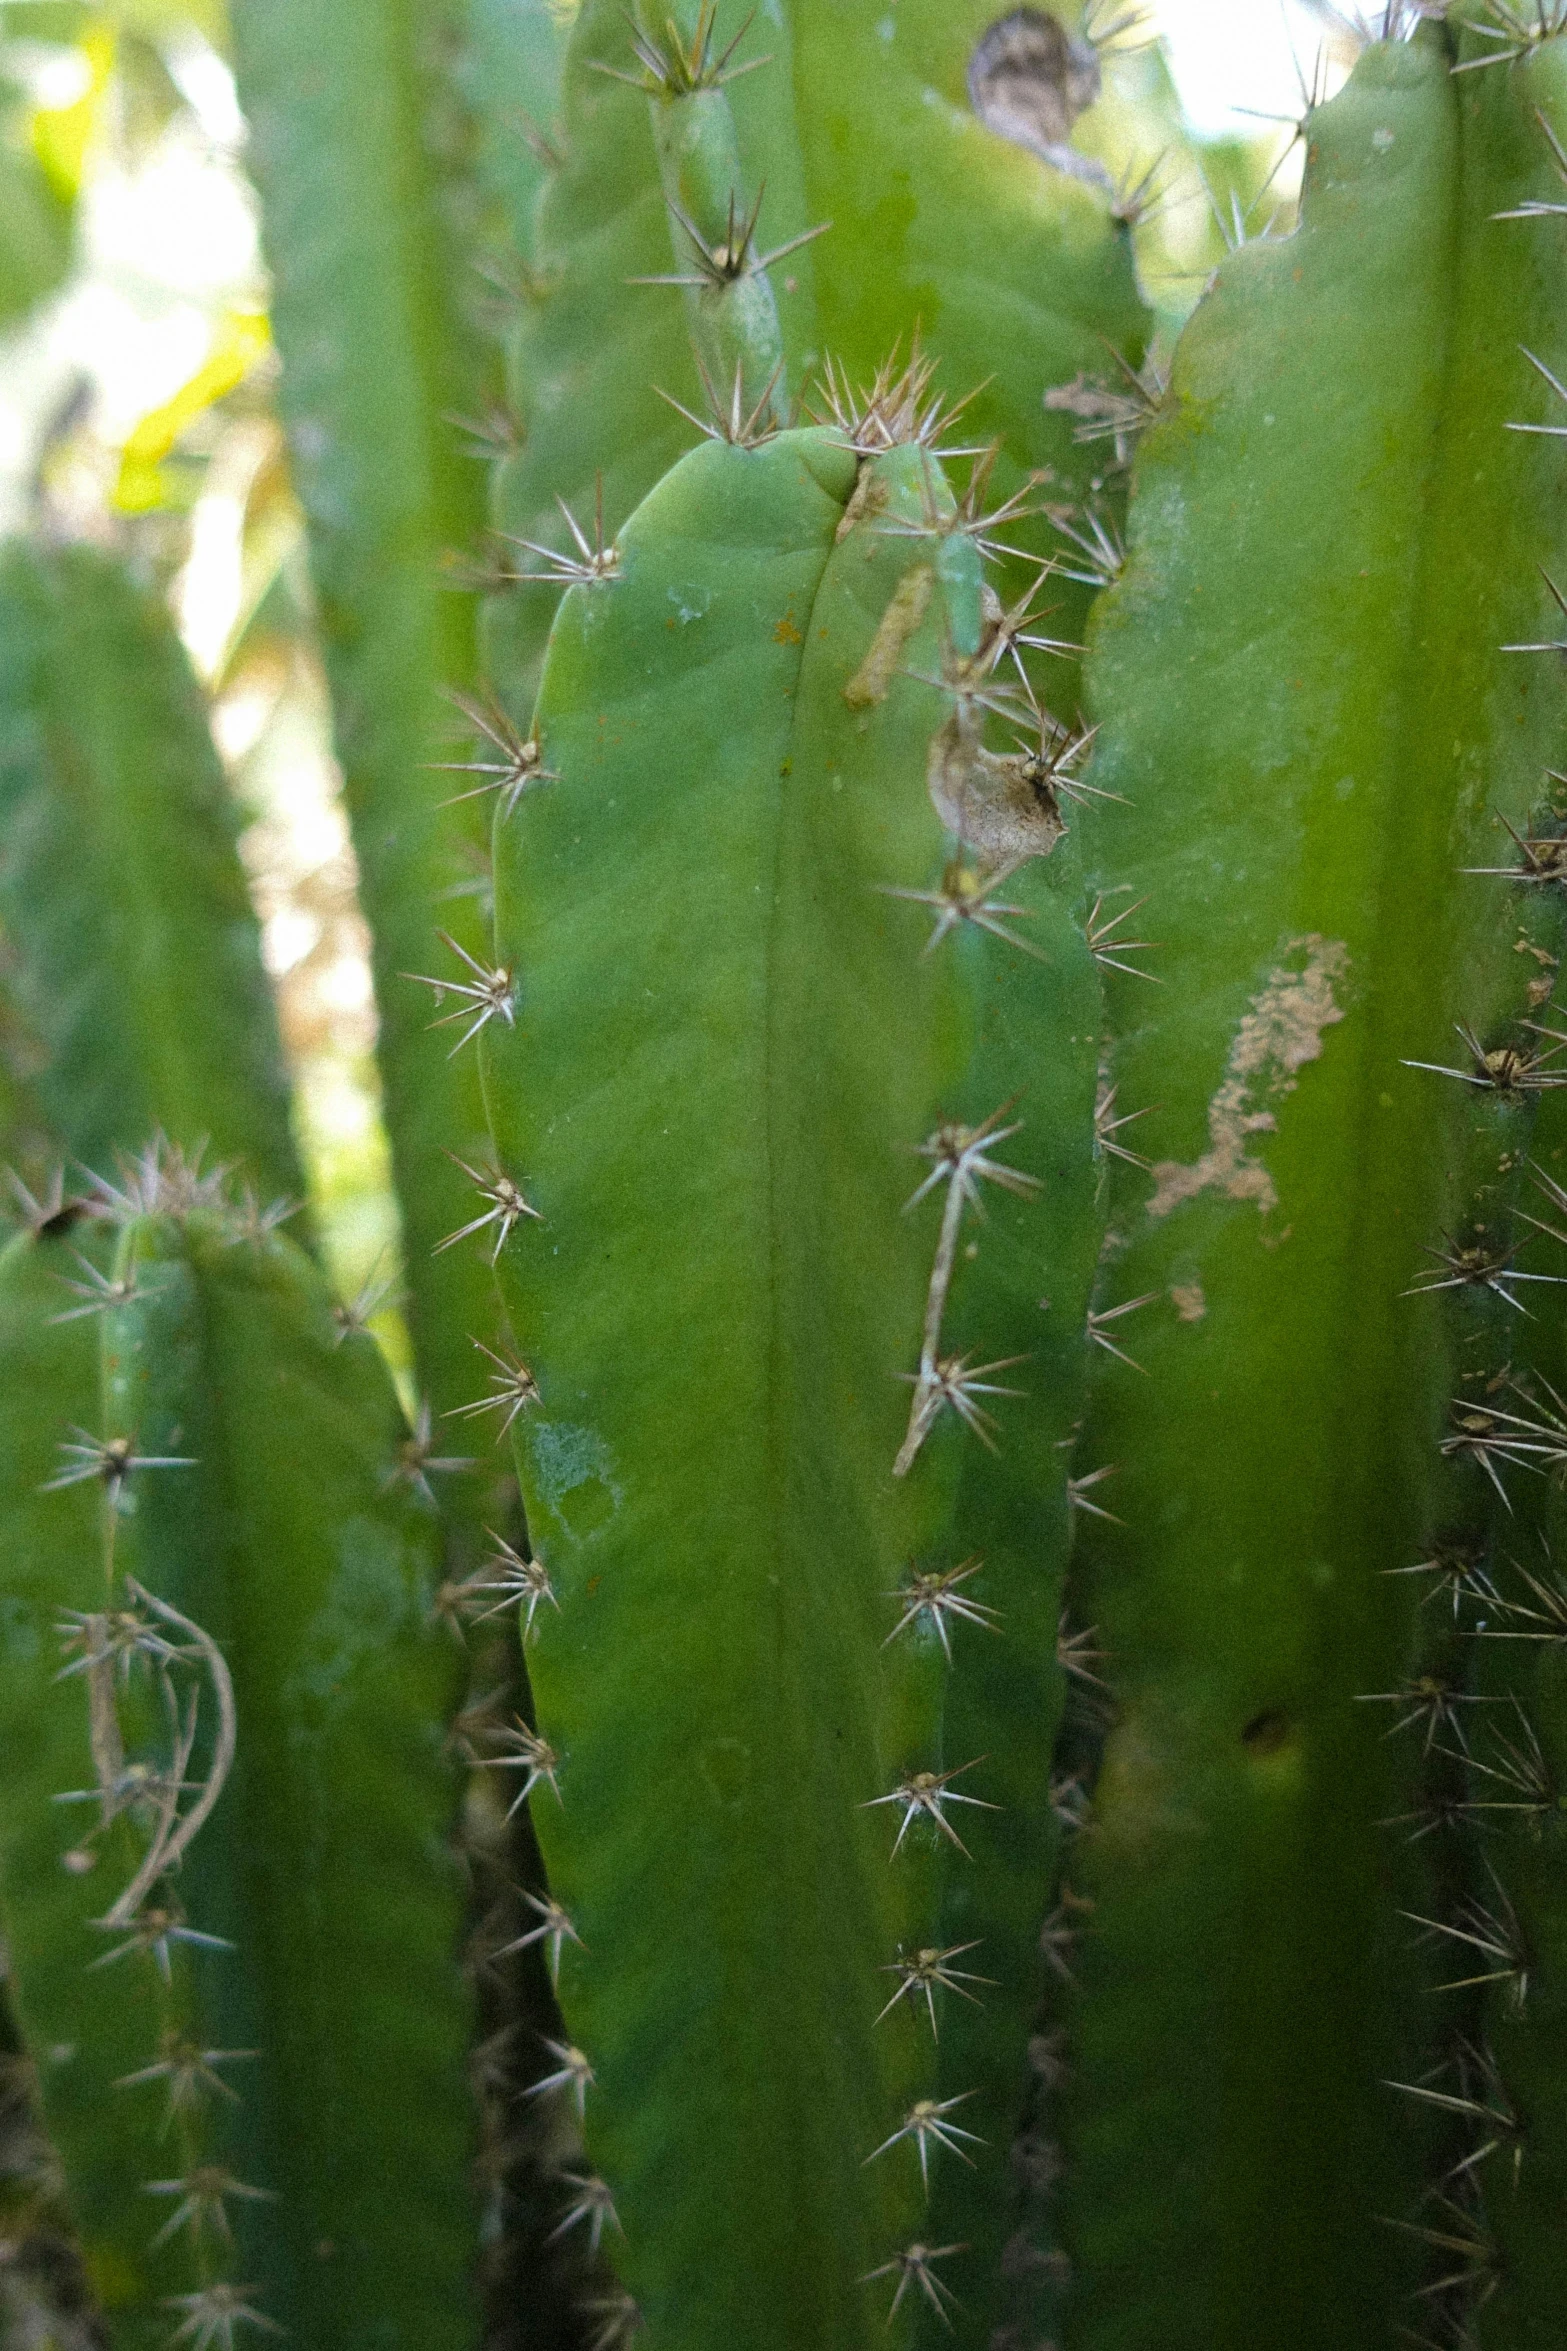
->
[[968, 8, 1108, 189], [1146, 935, 1350, 1220], [833, 462, 891, 544], [843, 565, 934, 706], [926, 712, 1067, 862]]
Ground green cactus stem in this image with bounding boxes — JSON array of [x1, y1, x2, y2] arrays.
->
[[454, 0, 571, 291], [10, 9, 1567, 2349], [1050, 20, 1567, 2347], [475, 415, 1106, 2345], [0, 544, 298, 1207], [0, 1159, 476, 2350], [484, 0, 1149, 714], [229, 0, 502, 1443]]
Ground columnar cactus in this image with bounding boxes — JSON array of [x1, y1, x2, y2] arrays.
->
[[6, 4, 1567, 2348], [0, 1178, 476, 2351], [480, 420, 1103, 2348], [1059, 24, 1567, 2344], [0, 546, 298, 1201]]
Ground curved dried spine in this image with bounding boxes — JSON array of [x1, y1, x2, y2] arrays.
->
[[94, 1583, 236, 1933]]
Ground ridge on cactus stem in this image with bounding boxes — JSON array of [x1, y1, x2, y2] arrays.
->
[[0, 1170, 478, 2349], [0, 552, 299, 1205], [229, 0, 510, 1476]]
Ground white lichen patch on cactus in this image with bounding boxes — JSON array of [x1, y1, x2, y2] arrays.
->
[[1146, 935, 1350, 1220], [526, 1421, 622, 1541]]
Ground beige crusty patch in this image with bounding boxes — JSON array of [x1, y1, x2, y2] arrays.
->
[[926, 708, 1066, 862], [967, 8, 1109, 191], [1147, 935, 1349, 1221]]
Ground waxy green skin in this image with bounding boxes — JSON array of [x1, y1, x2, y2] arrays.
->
[[0, 1207, 476, 2351], [455, 0, 569, 276], [1059, 28, 1567, 2348], [486, 0, 1149, 711], [222, 18, 585, 2332], [0, 546, 298, 1204], [480, 424, 1105, 2345], [229, 0, 501, 1445], [480, 0, 701, 705]]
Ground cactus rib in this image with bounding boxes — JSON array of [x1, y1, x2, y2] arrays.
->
[[0, 1176, 477, 2350], [1054, 24, 1567, 2346]]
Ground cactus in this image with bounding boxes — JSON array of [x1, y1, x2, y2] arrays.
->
[[481, 0, 1149, 709], [7, 3, 1567, 2348], [479, 421, 1103, 2346], [0, 1171, 475, 2350], [227, 0, 505, 1454], [0, 546, 299, 1206], [1053, 23, 1567, 2345]]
